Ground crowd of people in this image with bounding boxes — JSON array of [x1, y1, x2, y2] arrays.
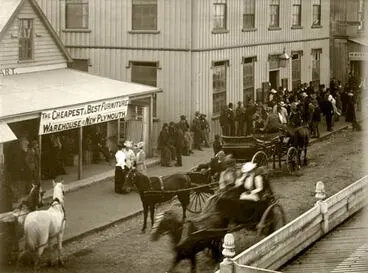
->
[[114, 140, 146, 194], [157, 111, 210, 167], [219, 77, 361, 138]]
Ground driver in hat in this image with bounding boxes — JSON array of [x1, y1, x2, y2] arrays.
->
[[235, 162, 265, 201]]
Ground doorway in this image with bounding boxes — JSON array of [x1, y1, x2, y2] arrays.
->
[[269, 70, 279, 90]]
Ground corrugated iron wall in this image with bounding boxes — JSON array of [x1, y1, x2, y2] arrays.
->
[[36, 0, 331, 142]]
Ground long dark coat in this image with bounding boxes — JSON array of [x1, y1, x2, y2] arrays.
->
[[345, 96, 356, 123]]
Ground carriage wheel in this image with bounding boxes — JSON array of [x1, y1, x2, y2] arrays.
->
[[251, 151, 268, 169], [286, 147, 299, 174], [257, 203, 286, 237], [187, 191, 212, 214]]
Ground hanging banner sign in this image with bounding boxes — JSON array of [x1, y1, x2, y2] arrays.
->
[[39, 97, 129, 135], [349, 52, 368, 61]]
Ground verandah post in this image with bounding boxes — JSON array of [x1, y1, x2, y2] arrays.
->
[[78, 126, 83, 180]]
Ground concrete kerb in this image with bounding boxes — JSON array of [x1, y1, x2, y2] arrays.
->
[[63, 208, 144, 247], [57, 123, 353, 246]]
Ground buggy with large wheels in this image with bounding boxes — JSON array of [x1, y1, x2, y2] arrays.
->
[[222, 133, 300, 174], [152, 187, 286, 273]]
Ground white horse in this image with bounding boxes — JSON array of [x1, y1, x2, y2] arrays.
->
[[19, 180, 66, 271], [0, 184, 44, 262]]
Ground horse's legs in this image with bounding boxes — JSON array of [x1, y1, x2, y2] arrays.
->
[[149, 204, 155, 228], [190, 254, 197, 273], [297, 148, 302, 169], [34, 246, 45, 273], [57, 230, 65, 266], [47, 240, 53, 266], [142, 203, 148, 233], [304, 145, 308, 166], [167, 254, 180, 273], [178, 193, 189, 221]]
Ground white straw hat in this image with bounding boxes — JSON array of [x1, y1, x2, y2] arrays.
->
[[241, 162, 257, 173], [124, 140, 133, 148], [136, 141, 144, 149]]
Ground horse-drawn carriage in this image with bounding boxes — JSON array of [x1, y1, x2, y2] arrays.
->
[[151, 182, 286, 273], [222, 128, 308, 174]]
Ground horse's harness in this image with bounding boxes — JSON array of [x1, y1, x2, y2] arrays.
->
[[148, 176, 165, 191], [49, 197, 67, 221]]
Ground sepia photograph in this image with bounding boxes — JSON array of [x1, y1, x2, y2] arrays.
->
[[0, 0, 367, 272]]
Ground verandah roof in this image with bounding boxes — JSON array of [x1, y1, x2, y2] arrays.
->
[[0, 68, 161, 120]]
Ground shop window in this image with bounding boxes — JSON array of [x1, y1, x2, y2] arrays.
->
[[131, 61, 158, 117], [312, 0, 321, 26], [132, 0, 157, 30], [268, 54, 280, 70], [269, 0, 280, 28], [292, 0, 302, 27], [243, 57, 256, 104], [18, 19, 33, 61], [213, 0, 227, 31], [213, 60, 228, 115], [243, 0, 255, 29], [312, 49, 322, 89], [358, 0, 365, 31], [292, 52, 302, 90], [65, 0, 89, 29], [68, 59, 89, 72]]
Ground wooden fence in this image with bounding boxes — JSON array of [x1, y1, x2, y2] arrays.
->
[[216, 175, 368, 273]]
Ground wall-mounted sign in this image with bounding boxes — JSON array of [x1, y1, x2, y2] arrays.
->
[[349, 52, 368, 61], [39, 97, 129, 135], [0, 68, 17, 76]]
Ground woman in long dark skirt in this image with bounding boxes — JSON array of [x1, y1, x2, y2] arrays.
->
[[345, 92, 360, 131]]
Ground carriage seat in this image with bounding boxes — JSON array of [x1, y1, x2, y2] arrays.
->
[[253, 132, 282, 146]]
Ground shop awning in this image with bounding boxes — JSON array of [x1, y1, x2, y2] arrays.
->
[[0, 121, 17, 143], [0, 68, 161, 121], [348, 37, 368, 47]]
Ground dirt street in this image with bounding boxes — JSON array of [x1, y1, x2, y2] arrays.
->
[[3, 128, 367, 273]]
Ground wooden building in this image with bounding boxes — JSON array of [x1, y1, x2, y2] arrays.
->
[[36, 0, 331, 139], [330, 0, 367, 83], [0, 0, 159, 184]]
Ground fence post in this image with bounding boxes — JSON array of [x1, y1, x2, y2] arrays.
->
[[220, 233, 235, 273], [315, 181, 326, 203], [315, 181, 329, 234]]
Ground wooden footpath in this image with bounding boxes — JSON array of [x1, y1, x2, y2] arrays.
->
[[281, 207, 368, 273]]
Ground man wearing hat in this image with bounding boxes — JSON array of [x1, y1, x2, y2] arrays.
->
[[191, 111, 202, 151], [218, 154, 238, 190], [195, 150, 226, 179], [179, 115, 192, 155]]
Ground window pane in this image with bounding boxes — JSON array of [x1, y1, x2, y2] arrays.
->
[[312, 5, 321, 25], [292, 5, 301, 26], [213, 4, 226, 29], [66, 3, 88, 29], [270, 5, 279, 27], [18, 19, 33, 60], [243, 14, 255, 28], [213, 63, 227, 115], [132, 2, 157, 30]]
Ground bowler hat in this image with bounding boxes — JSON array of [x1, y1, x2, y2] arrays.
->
[[180, 115, 186, 120]]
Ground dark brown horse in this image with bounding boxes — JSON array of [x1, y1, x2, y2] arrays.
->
[[150, 210, 222, 273], [280, 124, 309, 168], [125, 169, 191, 233]]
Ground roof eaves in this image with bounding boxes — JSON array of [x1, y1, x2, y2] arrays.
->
[[0, 0, 24, 41], [29, 0, 73, 63]]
